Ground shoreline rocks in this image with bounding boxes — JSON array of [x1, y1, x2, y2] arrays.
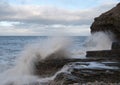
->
[[90, 3, 120, 41], [49, 61, 120, 85], [34, 3, 120, 85], [86, 49, 120, 60], [34, 58, 104, 77], [86, 41, 120, 61]]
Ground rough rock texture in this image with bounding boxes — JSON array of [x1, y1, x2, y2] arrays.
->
[[71, 68, 120, 83], [112, 42, 120, 49], [34, 3, 120, 84], [86, 42, 120, 61], [49, 62, 120, 85], [86, 49, 120, 60], [49, 73, 81, 85], [91, 3, 120, 41], [34, 59, 103, 77]]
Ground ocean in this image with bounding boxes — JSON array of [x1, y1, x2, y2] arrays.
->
[[0, 33, 114, 84], [0, 36, 86, 73]]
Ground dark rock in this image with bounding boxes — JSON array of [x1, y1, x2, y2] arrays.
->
[[90, 3, 120, 41], [103, 62, 120, 67], [112, 42, 120, 49], [48, 3, 120, 84], [34, 58, 104, 77], [86, 50, 120, 61], [34, 59, 68, 77], [34, 58, 119, 77], [49, 62, 120, 84], [73, 61, 120, 83], [71, 68, 120, 83], [49, 72, 80, 85], [72, 69, 120, 83]]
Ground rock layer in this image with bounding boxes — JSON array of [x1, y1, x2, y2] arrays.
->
[[49, 62, 120, 85], [34, 58, 103, 77], [91, 3, 120, 41]]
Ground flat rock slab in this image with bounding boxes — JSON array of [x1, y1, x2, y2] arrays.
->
[[34, 58, 120, 77], [71, 62, 120, 83], [34, 58, 107, 77], [49, 62, 120, 85], [86, 50, 120, 61]]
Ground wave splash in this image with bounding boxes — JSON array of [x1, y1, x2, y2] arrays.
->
[[0, 37, 71, 85], [0, 32, 115, 85], [84, 32, 115, 50], [70, 32, 115, 59]]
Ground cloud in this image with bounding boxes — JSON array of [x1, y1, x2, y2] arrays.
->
[[0, 1, 118, 25], [0, 0, 119, 35], [0, 5, 90, 25], [0, 26, 31, 35]]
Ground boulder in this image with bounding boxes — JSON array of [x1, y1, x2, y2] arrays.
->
[[91, 3, 120, 41]]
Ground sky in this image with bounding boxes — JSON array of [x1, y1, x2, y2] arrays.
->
[[0, 0, 120, 36]]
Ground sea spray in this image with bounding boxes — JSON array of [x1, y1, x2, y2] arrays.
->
[[84, 31, 115, 50], [0, 37, 72, 85], [15, 37, 71, 75], [71, 32, 115, 58], [0, 32, 116, 85]]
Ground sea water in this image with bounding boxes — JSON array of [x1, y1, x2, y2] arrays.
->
[[0, 36, 86, 73], [0, 32, 114, 85], [0, 36, 43, 72]]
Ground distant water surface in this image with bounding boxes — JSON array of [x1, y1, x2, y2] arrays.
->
[[0, 36, 87, 72]]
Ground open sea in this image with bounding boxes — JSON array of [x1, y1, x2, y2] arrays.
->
[[0, 33, 116, 85], [0, 36, 87, 73]]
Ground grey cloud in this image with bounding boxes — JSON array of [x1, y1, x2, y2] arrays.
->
[[0, 3, 93, 26], [0, 0, 119, 36], [0, 1, 118, 27]]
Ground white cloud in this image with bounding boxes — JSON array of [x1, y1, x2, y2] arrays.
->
[[0, 2, 118, 25], [0, 0, 119, 36], [0, 24, 90, 36], [0, 26, 32, 36]]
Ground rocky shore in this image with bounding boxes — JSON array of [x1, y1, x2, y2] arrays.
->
[[34, 3, 120, 85], [47, 57, 120, 85], [34, 46, 120, 85], [90, 3, 120, 41]]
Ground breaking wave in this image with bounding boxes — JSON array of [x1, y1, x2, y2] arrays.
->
[[0, 37, 71, 85], [84, 31, 115, 50], [0, 32, 115, 85]]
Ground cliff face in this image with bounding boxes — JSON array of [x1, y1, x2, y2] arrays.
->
[[91, 3, 120, 41]]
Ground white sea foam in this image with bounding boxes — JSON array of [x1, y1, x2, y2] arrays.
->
[[0, 37, 71, 85], [84, 31, 115, 50], [0, 32, 116, 85], [70, 62, 119, 70], [70, 32, 115, 59]]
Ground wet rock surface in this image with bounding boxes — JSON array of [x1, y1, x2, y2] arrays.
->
[[91, 3, 120, 41], [34, 57, 120, 84], [86, 41, 120, 61], [35, 47, 120, 84], [34, 3, 120, 84], [71, 68, 120, 83], [112, 42, 120, 49], [86, 49, 120, 60], [49, 62, 120, 85], [49, 72, 81, 85], [34, 58, 105, 77]]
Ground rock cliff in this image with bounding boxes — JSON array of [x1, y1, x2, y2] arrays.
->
[[91, 3, 120, 41]]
